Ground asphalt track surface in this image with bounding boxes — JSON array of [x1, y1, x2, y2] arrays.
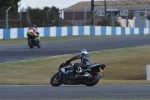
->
[[1, 35, 150, 63], [0, 85, 150, 99], [1, 35, 150, 99]]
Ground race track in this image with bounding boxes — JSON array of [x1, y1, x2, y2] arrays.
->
[[0, 35, 150, 99], [1, 35, 150, 63], [0, 84, 150, 99]]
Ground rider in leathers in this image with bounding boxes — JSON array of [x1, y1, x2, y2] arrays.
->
[[65, 49, 92, 73]]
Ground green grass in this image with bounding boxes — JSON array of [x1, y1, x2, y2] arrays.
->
[[0, 36, 103, 44], [0, 45, 150, 85]]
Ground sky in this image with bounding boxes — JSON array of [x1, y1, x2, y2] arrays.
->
[[19, 0, 91, 9]]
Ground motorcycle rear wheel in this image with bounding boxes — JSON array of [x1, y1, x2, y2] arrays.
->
[[83, 72, 100, 86], [37, 40, 41, 48], [50, 72, 63, 86], [37, 45, 40, 48]]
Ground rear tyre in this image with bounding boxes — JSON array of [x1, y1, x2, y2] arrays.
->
[[37, 40, 41, 48], [84, 72, 100, 86], [50, 72, 63, 86]]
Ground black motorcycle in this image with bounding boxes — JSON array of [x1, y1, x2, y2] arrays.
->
[[50, 62, 105, 86], [28, 36, 40, 48]]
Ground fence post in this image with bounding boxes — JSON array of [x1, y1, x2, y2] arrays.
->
[[6, 7, 11, 28], [146, 64, 150, 81]]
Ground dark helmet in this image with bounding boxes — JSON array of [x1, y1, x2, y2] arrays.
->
[[80, 49, 88, 55], [32, 24, 37, 29], [32, 24, 37, 32]]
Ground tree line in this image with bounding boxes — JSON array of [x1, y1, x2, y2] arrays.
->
[[0, 0, 20, 12], [0, 0, 64, 28]]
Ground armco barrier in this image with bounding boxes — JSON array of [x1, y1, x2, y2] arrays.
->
[[0, 26, 150, 39]]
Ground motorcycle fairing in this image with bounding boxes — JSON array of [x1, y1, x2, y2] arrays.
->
[[87, 64, 106, 72]]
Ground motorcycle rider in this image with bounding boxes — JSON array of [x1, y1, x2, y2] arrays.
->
[[27, 24, 40, 45], [65, 49, 92, 74], [27, 25, 38, 38]]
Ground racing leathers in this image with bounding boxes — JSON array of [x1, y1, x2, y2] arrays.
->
[[27, 27, 37, 37], [66, 53, 93, 71]]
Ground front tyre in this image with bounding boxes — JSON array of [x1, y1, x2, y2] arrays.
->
[[28, 38, 34, 48], [84, 72, 100, 86], [50, 72, 63, 86]]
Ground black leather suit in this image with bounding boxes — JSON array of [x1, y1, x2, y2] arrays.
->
[[66, 53, 93, 68]]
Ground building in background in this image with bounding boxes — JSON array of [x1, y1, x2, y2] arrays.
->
[[1, 0, 150, 28], [63, 0, 150, 28]]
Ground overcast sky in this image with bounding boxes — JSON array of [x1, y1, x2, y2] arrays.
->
[[19, 0, 91, 9]]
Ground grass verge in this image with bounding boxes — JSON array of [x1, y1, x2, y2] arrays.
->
[[0, 36, 102, 44], [0, 45, 150, 85]]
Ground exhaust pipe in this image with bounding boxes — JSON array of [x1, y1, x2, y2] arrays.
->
[[100, 74, 104, 78], [80, 72, 92, 78]]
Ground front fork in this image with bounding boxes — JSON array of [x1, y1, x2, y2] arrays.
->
[[59, 72, 66, 84]]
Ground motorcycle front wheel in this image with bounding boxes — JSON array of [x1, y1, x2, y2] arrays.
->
[[50, 72, 63, 86], [28, 38, 34, 48]]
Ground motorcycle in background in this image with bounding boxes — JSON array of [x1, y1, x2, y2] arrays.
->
[[50, 62, 105, 86], [27, 32, 41, 48]]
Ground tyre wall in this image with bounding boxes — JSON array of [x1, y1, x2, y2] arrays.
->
[[0, 26, 150, 39]]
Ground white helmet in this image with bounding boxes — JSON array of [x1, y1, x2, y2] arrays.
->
[[80, 49, 88, 55]]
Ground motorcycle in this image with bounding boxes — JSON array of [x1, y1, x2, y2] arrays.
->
[[27, 33, 40, 48], [50, 62, 105, 86]]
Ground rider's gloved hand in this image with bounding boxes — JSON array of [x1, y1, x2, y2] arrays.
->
[[65, 60, 70, 65], [36, 32, 39, 34]]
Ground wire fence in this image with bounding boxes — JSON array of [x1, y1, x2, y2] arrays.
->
[[0, 10, 71, 29]]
